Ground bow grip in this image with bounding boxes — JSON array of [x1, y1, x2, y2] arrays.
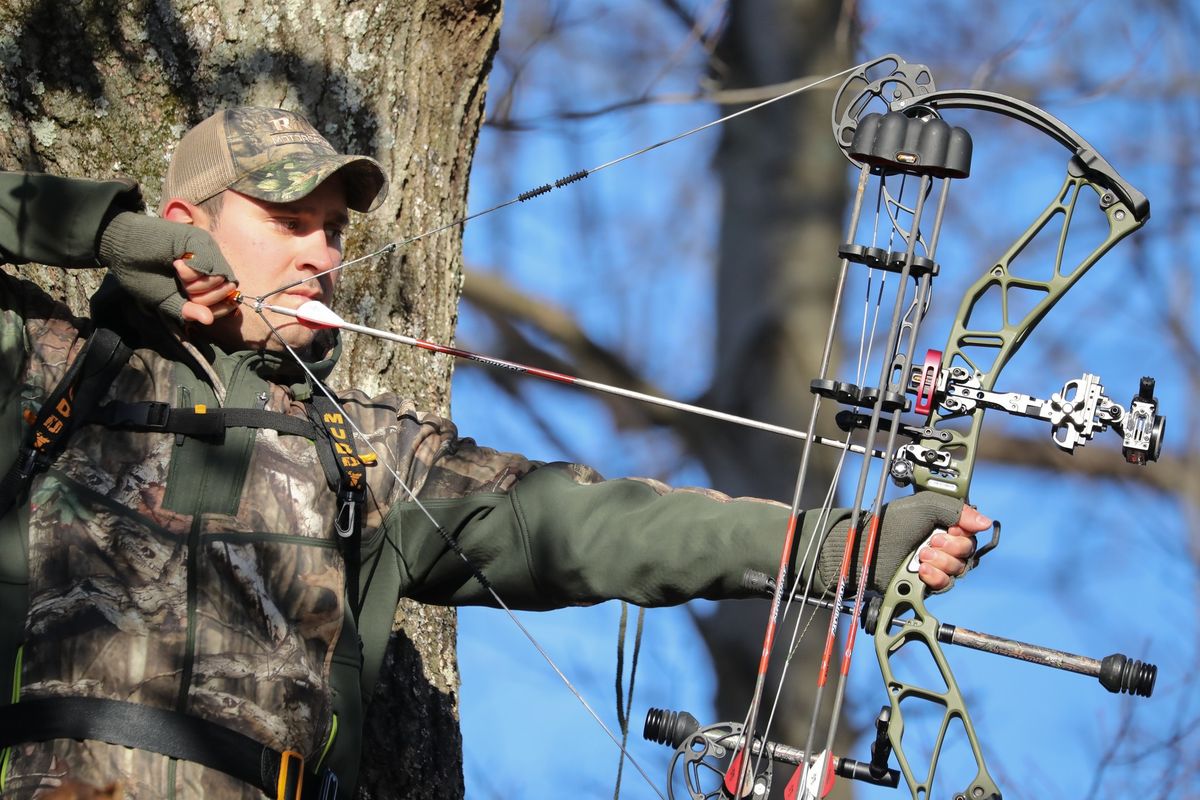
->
[[904, 519, 1001, 588]]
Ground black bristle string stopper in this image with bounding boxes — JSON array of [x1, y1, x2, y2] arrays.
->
[[516, 171, 590, 203], [517, 184, 553, 202], [554, 170, 590, 188]]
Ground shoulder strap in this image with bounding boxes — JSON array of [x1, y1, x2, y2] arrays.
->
[[0, 327, 131, 518], [309, 394, 371, 622]]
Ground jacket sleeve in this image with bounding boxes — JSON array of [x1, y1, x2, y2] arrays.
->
[[376, 425, 849, 610], [0, 172, 142, 267]]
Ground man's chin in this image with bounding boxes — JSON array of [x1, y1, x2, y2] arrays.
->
[[189, 311, 336, 360], [260, 325, 337, 360]]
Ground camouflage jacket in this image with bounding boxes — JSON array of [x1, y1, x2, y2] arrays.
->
[[0, 174, 836, 798]]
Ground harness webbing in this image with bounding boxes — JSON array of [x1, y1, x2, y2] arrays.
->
[[310, 395, 371, 621], [0, 696, 332, 799], [90, 401, 320, 439], [0, 327, 130, 519]]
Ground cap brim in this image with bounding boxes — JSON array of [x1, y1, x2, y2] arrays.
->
[[229, 154, 388, 212]]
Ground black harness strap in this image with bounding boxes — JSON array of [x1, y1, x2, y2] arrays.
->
[[0, 328, 131, 518], [88, 401, 320, 439], [0, 697, 336, 799], [309, 395, 371, 621]]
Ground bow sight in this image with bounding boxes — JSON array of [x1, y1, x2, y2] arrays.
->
[[838, 361, 1167, 486], [642, 54, 1164, 800]]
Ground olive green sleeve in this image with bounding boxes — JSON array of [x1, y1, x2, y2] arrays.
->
[[0, 172, 141, 267], [386, 464, 850, 610]]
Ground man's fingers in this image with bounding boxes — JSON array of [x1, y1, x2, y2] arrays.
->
[[919, 544, 967, 576], [175, 259, 230, 290], [180, 301, 214, 325], [174, 257, 238, 317], [174, 259, 205, 283], [927, 530, 977, 560], [185, 283, 239, 306], [955, 505, 992, 534], [917, 562, 953, 592]]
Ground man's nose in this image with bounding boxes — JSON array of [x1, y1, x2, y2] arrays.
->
[[298, 229, 340, 273]]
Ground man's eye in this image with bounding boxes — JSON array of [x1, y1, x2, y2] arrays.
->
[[326, 226, 345, 241], [273, 218, 300, 232]]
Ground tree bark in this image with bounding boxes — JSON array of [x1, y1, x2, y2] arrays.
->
[[0, 1, 501, 796]]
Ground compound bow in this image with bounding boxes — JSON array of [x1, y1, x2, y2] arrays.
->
[[642, 54, 1163, 800]]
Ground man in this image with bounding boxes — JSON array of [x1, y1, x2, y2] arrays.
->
[[0, 107, 986, 798]]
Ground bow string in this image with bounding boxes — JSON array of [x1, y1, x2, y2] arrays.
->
[[235, 59, 877, 800]]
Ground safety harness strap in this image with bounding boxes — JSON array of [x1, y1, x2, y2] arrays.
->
[[309, 395, 371, 621], [88, 402, 321, 439], [0, 328, 131, 519], [0, 697, 337, 799]]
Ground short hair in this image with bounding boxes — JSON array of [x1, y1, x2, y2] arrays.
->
[[197, 192, 224, 225]]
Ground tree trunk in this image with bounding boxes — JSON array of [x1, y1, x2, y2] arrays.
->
[[0, 1, 501, 796]]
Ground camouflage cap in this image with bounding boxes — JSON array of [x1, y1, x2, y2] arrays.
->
[[162, 107, 388, 213]]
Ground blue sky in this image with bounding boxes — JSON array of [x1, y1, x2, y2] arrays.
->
[[449, 3, 1198, 798]]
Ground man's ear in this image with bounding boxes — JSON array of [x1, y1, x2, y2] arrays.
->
[[162, 198, 200, 225]]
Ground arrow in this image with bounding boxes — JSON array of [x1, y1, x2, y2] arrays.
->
[[241, 297, 887, 460]]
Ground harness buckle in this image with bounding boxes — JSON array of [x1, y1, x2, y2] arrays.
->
[[334, 488, 365, 539], [277, 749, 305, 800], [142, 402, 171, 429]]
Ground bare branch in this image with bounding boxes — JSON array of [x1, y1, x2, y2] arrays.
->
[[483, 72, 846, 131]]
